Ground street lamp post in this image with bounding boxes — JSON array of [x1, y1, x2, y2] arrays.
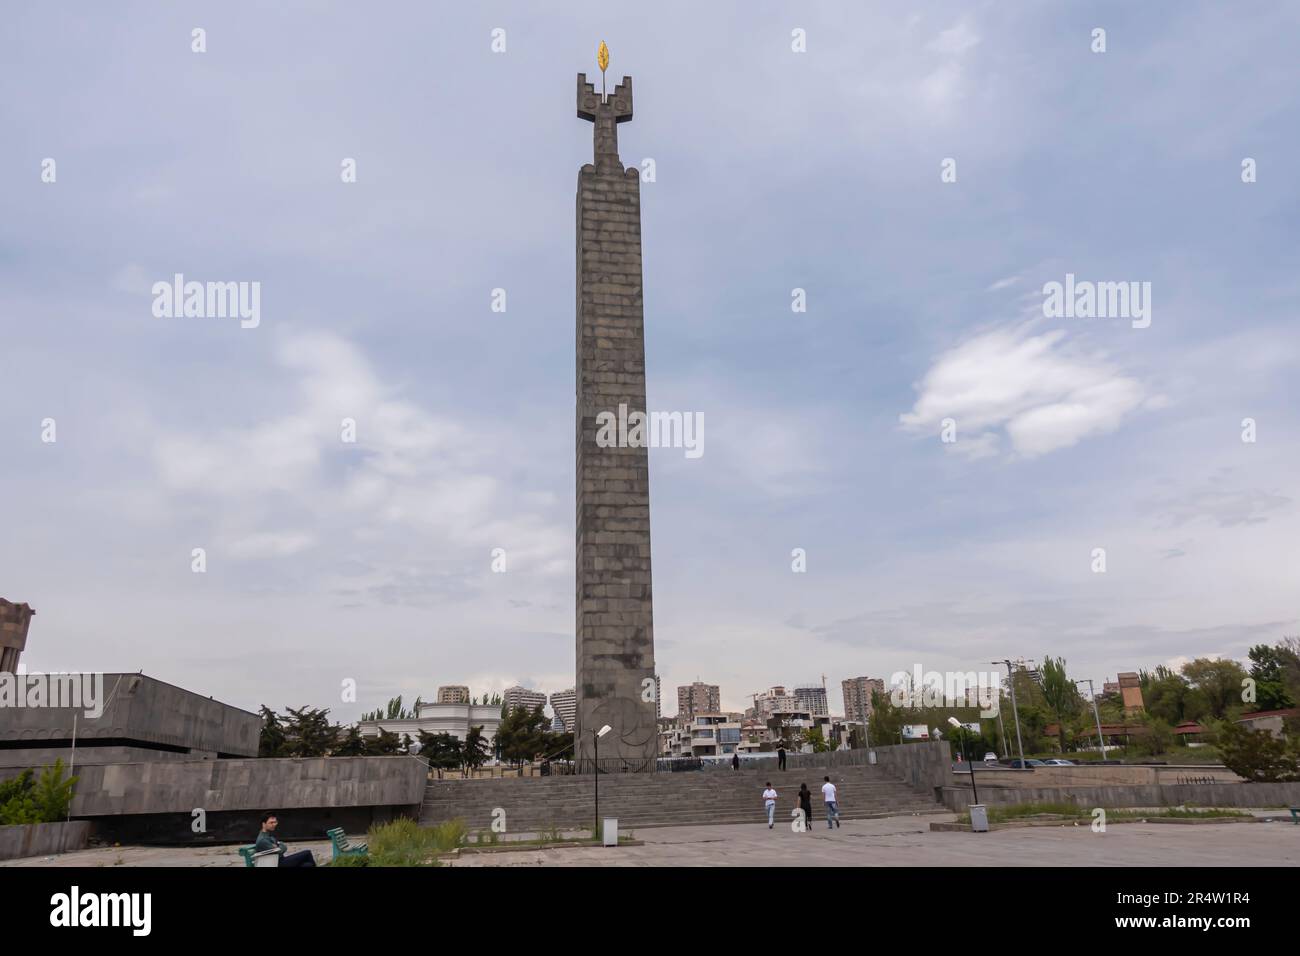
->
[[948, 717, 978, 804], [592, 724, 611, 837], [1080, 678, 1108, 760], [996, 659, 1029, 767]]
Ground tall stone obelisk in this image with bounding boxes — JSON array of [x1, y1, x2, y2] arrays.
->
[[573, 61, 657, 772]]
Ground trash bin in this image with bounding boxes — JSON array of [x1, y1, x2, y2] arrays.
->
[[969, 804, 989, 832], [602, 818, 618, 846]]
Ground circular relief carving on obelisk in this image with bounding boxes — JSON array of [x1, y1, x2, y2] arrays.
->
[[590, 696, 656, 749]]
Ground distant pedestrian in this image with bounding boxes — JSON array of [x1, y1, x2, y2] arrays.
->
[[821, 776, 840, 829], [798, 783, 813, 831], [777, 746, 787, 771], [762, 782, 778, 829], [732, 752, 740, 771]]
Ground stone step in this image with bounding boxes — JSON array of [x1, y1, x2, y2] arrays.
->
[[414, 762, 942, 829], [418, 804, 943, 830]]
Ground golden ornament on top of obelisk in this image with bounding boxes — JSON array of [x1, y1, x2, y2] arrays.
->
[[598, 40, 609, 99]]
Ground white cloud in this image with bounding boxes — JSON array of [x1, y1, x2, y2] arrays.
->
[[919, 19, 981, 111], [227, 531, 315, 559], [901, 324, 1146, 458], [927, 20, 981, 56], [149, 328, 568, 590]]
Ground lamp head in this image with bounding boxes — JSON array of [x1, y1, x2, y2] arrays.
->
[[947, 716, 961, 728], [597, 724, 612, 738]]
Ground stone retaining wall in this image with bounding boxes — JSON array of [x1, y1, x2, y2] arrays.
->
[[941, 780, 1300, 812], [0, 820, 90, 861]]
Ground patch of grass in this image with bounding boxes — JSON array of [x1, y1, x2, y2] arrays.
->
[[1109, 807, 1251, 820], [955, 802, 1252, 825], [427, 818, 469, 853], [956, 802, 1089, 824], [357, 818, 466, 866], [327, 852, 370, 867]]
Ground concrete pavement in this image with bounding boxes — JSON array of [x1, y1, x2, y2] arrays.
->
[[447, 812, 1300, 867], [3, 811, 1297, 867]]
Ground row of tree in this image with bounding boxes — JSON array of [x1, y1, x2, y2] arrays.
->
[[863, 636, 1300, 761], [358, 692, 506, 723], [257, 702, 574, 774]]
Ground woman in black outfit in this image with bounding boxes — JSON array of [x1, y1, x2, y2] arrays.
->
[[798, 783, 813, 831]]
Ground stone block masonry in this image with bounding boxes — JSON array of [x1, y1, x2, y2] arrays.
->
[[0, 600, 35, 673], [574, 73, 657, 770]]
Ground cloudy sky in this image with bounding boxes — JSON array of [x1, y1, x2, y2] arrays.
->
[[2, 1, 1297, 719]]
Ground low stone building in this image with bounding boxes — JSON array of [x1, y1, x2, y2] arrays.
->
[[0, 672, 260, 770], [358, 698, 502, 746], [1235, 707, 1300, 739]]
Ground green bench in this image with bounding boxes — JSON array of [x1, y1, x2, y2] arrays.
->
[[327, 827, 368, 861], [237, 845, 281, 867]]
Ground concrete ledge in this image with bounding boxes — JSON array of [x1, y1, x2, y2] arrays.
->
[[940, 780, 1300, 812], [0, 820, 90, 861]]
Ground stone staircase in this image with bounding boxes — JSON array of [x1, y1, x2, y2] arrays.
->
[[419, 764, 943, 832]]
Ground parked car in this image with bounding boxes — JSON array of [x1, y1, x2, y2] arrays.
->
[[982, 752, 999, 764], [1007, 758, 1047, 768], [1041, 758, 1076, 766]]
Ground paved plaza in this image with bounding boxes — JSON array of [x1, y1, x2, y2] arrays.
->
[[449, 813, 1300, 867], [3, 812, 1297, 867]]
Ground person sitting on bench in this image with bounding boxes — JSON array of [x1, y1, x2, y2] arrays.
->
[[254, 813, 316, 867]]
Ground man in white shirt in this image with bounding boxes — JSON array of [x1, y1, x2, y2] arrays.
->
[[821, 776, 841, 829], [762, 782, 778, 829]]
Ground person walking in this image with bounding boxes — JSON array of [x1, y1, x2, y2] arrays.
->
[[798, 783, 813, 832], [821, 776, 840, 829], [777, 746, 787, 771], [762, 782, 778, 829], [732, 752, 740, 771]]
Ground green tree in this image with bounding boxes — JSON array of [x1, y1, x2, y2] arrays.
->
[[418, 731, 462, 772], [0, 762, 77, 824], [334, 725, 368, 756], [282, 706, 338, 757], [461, 725, 490, 775], [1039, 656, 1080, 753], [0, 769, 37, 824], [1217, 722, 1300, 782], [496, 705, 551, 767], [945, 723, 995, 761], [32, 759, 77, 821], [1248, 644, 1297, 711], [540, 730, 574, 760], [804, 726, 831, 753], [1144, 671, 1191, 725], [1181, 658, 1250, 720], [367, 728, 402, 755], [1134, 714, 1174, 756], [258, 705, 287, 758]]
